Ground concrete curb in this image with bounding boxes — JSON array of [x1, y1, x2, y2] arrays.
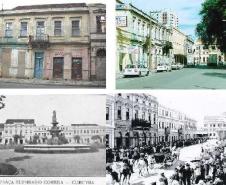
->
[[0, 78, 106, 88]]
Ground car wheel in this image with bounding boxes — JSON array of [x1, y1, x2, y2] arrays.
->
[[146, 71, 149, 76]]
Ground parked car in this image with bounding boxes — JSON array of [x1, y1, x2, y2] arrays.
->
[[177, 64, 184, 69], [157, 64, 167, 72], [165, 64, 172, 72], [171, 63, 179, 70], [123, 64, 149, 77]]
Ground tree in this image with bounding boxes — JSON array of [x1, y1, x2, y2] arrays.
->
[[91, 135, 102, 143], [13, 134, 20, 144], [196, 0, 226, 52], [74, 135, 81, 143]]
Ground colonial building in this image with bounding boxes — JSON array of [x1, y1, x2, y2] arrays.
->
[[1, 119, 36, 144], [158, 105, 197, 145], [116, 2, 175, 72], [171, 27, 187, 64], [204, 113, 226, 139], [109, 93, 158, 148], [106, 95, 115, 148], [193, 39, 225, 66], [150, 20, 173, 70], [108, 93, 198, 149], [116, 3, 151, 72], [0, 3, 106, 81], [0, 119, 105, 145]]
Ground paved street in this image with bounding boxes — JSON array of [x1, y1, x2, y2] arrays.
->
[[130, 143, 203, 185], [0, 149, 105, 176], [116, 68, 226, 89]]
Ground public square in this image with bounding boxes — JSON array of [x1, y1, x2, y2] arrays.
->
[[116, 68, 226, 89], [0, 148, 105, 176]]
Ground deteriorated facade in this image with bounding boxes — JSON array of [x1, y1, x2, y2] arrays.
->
[[0, 3, 106, 81]]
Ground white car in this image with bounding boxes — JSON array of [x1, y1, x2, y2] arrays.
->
[[171, 63, 179, 70], [157, 64, 167, 72], [177, 64, 184, 69], [165, 64, 172, 72], [123, 64, 149, 77]]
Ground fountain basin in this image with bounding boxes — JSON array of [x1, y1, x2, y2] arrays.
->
[[15, 144, 98, 153]]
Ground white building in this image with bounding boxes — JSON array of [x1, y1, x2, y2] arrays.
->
[[204, 113, 226, 139], [194, 39, 225, 65], [151, 10, 179, 29], [106, 95, 115, 148], [158, 105, 197, 145]]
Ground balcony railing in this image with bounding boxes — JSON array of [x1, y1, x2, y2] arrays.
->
[[29, 34, 50, 49]]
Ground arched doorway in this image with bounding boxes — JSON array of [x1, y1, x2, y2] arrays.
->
[[95, 48, 106, 80]]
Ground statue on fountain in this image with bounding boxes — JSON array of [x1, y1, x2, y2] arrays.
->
[[48, 111, 63, 145]]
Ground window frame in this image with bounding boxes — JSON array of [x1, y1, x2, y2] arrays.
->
[[71, 20, 81, 36]]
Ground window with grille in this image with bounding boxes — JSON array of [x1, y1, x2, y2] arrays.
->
[[72, 20, 80, 36], [96, 15, 106, 33], [5, 22, 13, 37], [54, 21, 62, 36], [20, 22, 28, 37]]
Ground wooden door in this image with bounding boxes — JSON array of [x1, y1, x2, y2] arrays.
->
[[34, 52, 44, 79], [71, 58, 82, 80], [53, 57, 64, 79]]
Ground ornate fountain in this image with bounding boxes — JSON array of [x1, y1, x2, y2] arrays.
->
[[48, 111, 62, 144]]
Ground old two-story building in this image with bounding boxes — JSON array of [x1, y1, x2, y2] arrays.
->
[[107, 93, 159, 148], [116, 1, 173, 73], [0, 3, 106, 81]]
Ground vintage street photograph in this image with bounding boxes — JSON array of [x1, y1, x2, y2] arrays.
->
[[106, 92, 226, 184], [0, 94, 105, 177], [116, 0, 226, 89], [0, 0, 106, 88]]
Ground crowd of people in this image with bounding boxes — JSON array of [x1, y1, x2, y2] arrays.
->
[[106, 138, 226, 185]]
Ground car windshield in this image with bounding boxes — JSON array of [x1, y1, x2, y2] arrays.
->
[[125, 64, 136, 69]]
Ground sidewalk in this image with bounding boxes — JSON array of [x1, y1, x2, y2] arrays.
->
[[0, 78, 106, 88]]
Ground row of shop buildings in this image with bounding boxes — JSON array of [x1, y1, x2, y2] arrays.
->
[[116, 0, 194, 72], [0, 3, 106, 81], [0, 119, 105, 145], [116, 0, 225, 72], [106, 93, 199, 148]]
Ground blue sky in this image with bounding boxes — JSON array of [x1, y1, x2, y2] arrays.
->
[[124, 0, 204, 38]]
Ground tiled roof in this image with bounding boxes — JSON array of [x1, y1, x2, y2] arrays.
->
[[5, 119, 35, 124], [12, 3, 87, 10]]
